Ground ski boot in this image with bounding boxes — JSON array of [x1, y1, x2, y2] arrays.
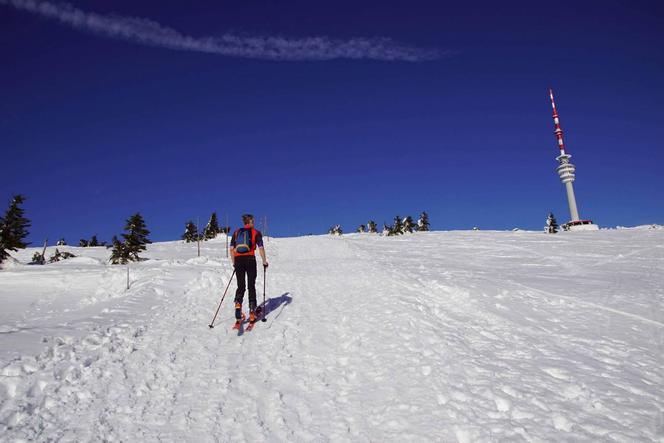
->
[[233, 302, 245, 330], [246, 310, 257, 331]]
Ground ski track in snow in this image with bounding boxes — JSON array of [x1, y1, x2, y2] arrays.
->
[[0, 230, 663, 441]]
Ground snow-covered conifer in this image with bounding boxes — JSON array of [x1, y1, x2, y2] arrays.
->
[[49, 248, 75, 263], [31, 251, 45, 265], [182, 221, 198, 243], [545, 212, 559, 234], [403, 216, 415, 233], [204, 212, 221, 240], [357, 224, 366, 233], [367, 221, 378, 233], [392, 215, 403, 235], [109, 235, 128, 264], [329, 224, 343, 236], [56, 238, 67, 246], [122, 213, 151, 262], [417, 211, 430, 232], [0, 195, 31, 266]]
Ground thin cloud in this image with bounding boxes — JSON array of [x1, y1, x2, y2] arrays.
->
[[1, 0, 442, 62]]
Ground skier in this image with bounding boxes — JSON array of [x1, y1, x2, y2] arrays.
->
[[230, 214, 268, 327]]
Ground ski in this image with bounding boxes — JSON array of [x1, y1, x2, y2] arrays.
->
[[245, 312, 258, 332], [233, 307, 264, 333], [232, 312, 246, 331]]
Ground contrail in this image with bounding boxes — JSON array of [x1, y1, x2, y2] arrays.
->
[[1, 0, 442, 62]]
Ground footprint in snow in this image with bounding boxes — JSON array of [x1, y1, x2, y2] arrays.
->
[[552, 414, 573, 431], [493, 396, 511, 412], [542, 367, 570, 380]]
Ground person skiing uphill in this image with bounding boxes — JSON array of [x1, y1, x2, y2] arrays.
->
[[230, 214, 268, 327]]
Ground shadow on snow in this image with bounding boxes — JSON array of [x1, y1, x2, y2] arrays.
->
[[260, 292, 292, 320]]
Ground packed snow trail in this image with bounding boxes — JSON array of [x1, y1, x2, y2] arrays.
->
[[1, 229, 663, 441]]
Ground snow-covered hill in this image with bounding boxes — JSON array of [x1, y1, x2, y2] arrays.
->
[[1, 230, 663, 441]]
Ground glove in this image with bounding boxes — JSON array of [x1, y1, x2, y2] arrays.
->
[[263, 262, 269, 269]]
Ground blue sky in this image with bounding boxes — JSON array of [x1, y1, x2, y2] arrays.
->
[[2, 0, 663, 242]]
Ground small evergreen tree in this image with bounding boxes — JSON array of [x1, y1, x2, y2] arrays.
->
[[0, 195, 31, 266], [204, 212, 221, 240], [329, 224, 343, 236], [109, 235, 128, 264], [79, 239, 89, 247], [417, 211, 430, 232], [49, 248, 75, 263], [122, 213, 151, 262], [56, 238, 67, 246], [31, 251, 45, 265], [89, 235, 100, 247], [182, 221, 199, 243], [403, 216, 415, 233], [545, 212, 559, 234], [367, 220, 378, 233], [49, 249, 62, 263], [382, 223, 391, 236], [357, 224, 366, 233], [392, 215, 404, 235]]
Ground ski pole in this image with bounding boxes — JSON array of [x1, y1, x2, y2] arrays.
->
[[208, 270, 236, 328], [261, 266, 267, 322]]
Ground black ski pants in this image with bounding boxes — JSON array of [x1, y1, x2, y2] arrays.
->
[[234, 256, 257, 311]]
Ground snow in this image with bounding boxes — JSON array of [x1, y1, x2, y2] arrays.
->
[[616, 224, 663, 230], [1, 230, 663, 441]]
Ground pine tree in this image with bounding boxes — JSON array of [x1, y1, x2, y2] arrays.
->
[[109, 235, 128, 264], [121, 213, 151, 262], [204, 212, 221, 240], [357, 224, 366, 233], [89, 235, 100, 247], [182, 221, 198, 243], [417, 211, 430, 232], [403, 216, 415, 233], [79, 239, 89, 247], [49, 248, 76, 263], [49, 249, 63, 263], [31, 251, 45, 265], [0, 195, 31, 265], [545, 212, 559, 234], [367, 220, 378, 233], [392, 215, 404, 235], [329, 224, 343, 236], [382, 223, 391, 236], [56, 238, 67, 246]]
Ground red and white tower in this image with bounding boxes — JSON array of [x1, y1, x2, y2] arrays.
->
[[549, 88, 580, 222], [548, 89, 598, 230]]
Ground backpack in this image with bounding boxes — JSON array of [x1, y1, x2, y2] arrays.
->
[[235, 228, 256, 254]]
